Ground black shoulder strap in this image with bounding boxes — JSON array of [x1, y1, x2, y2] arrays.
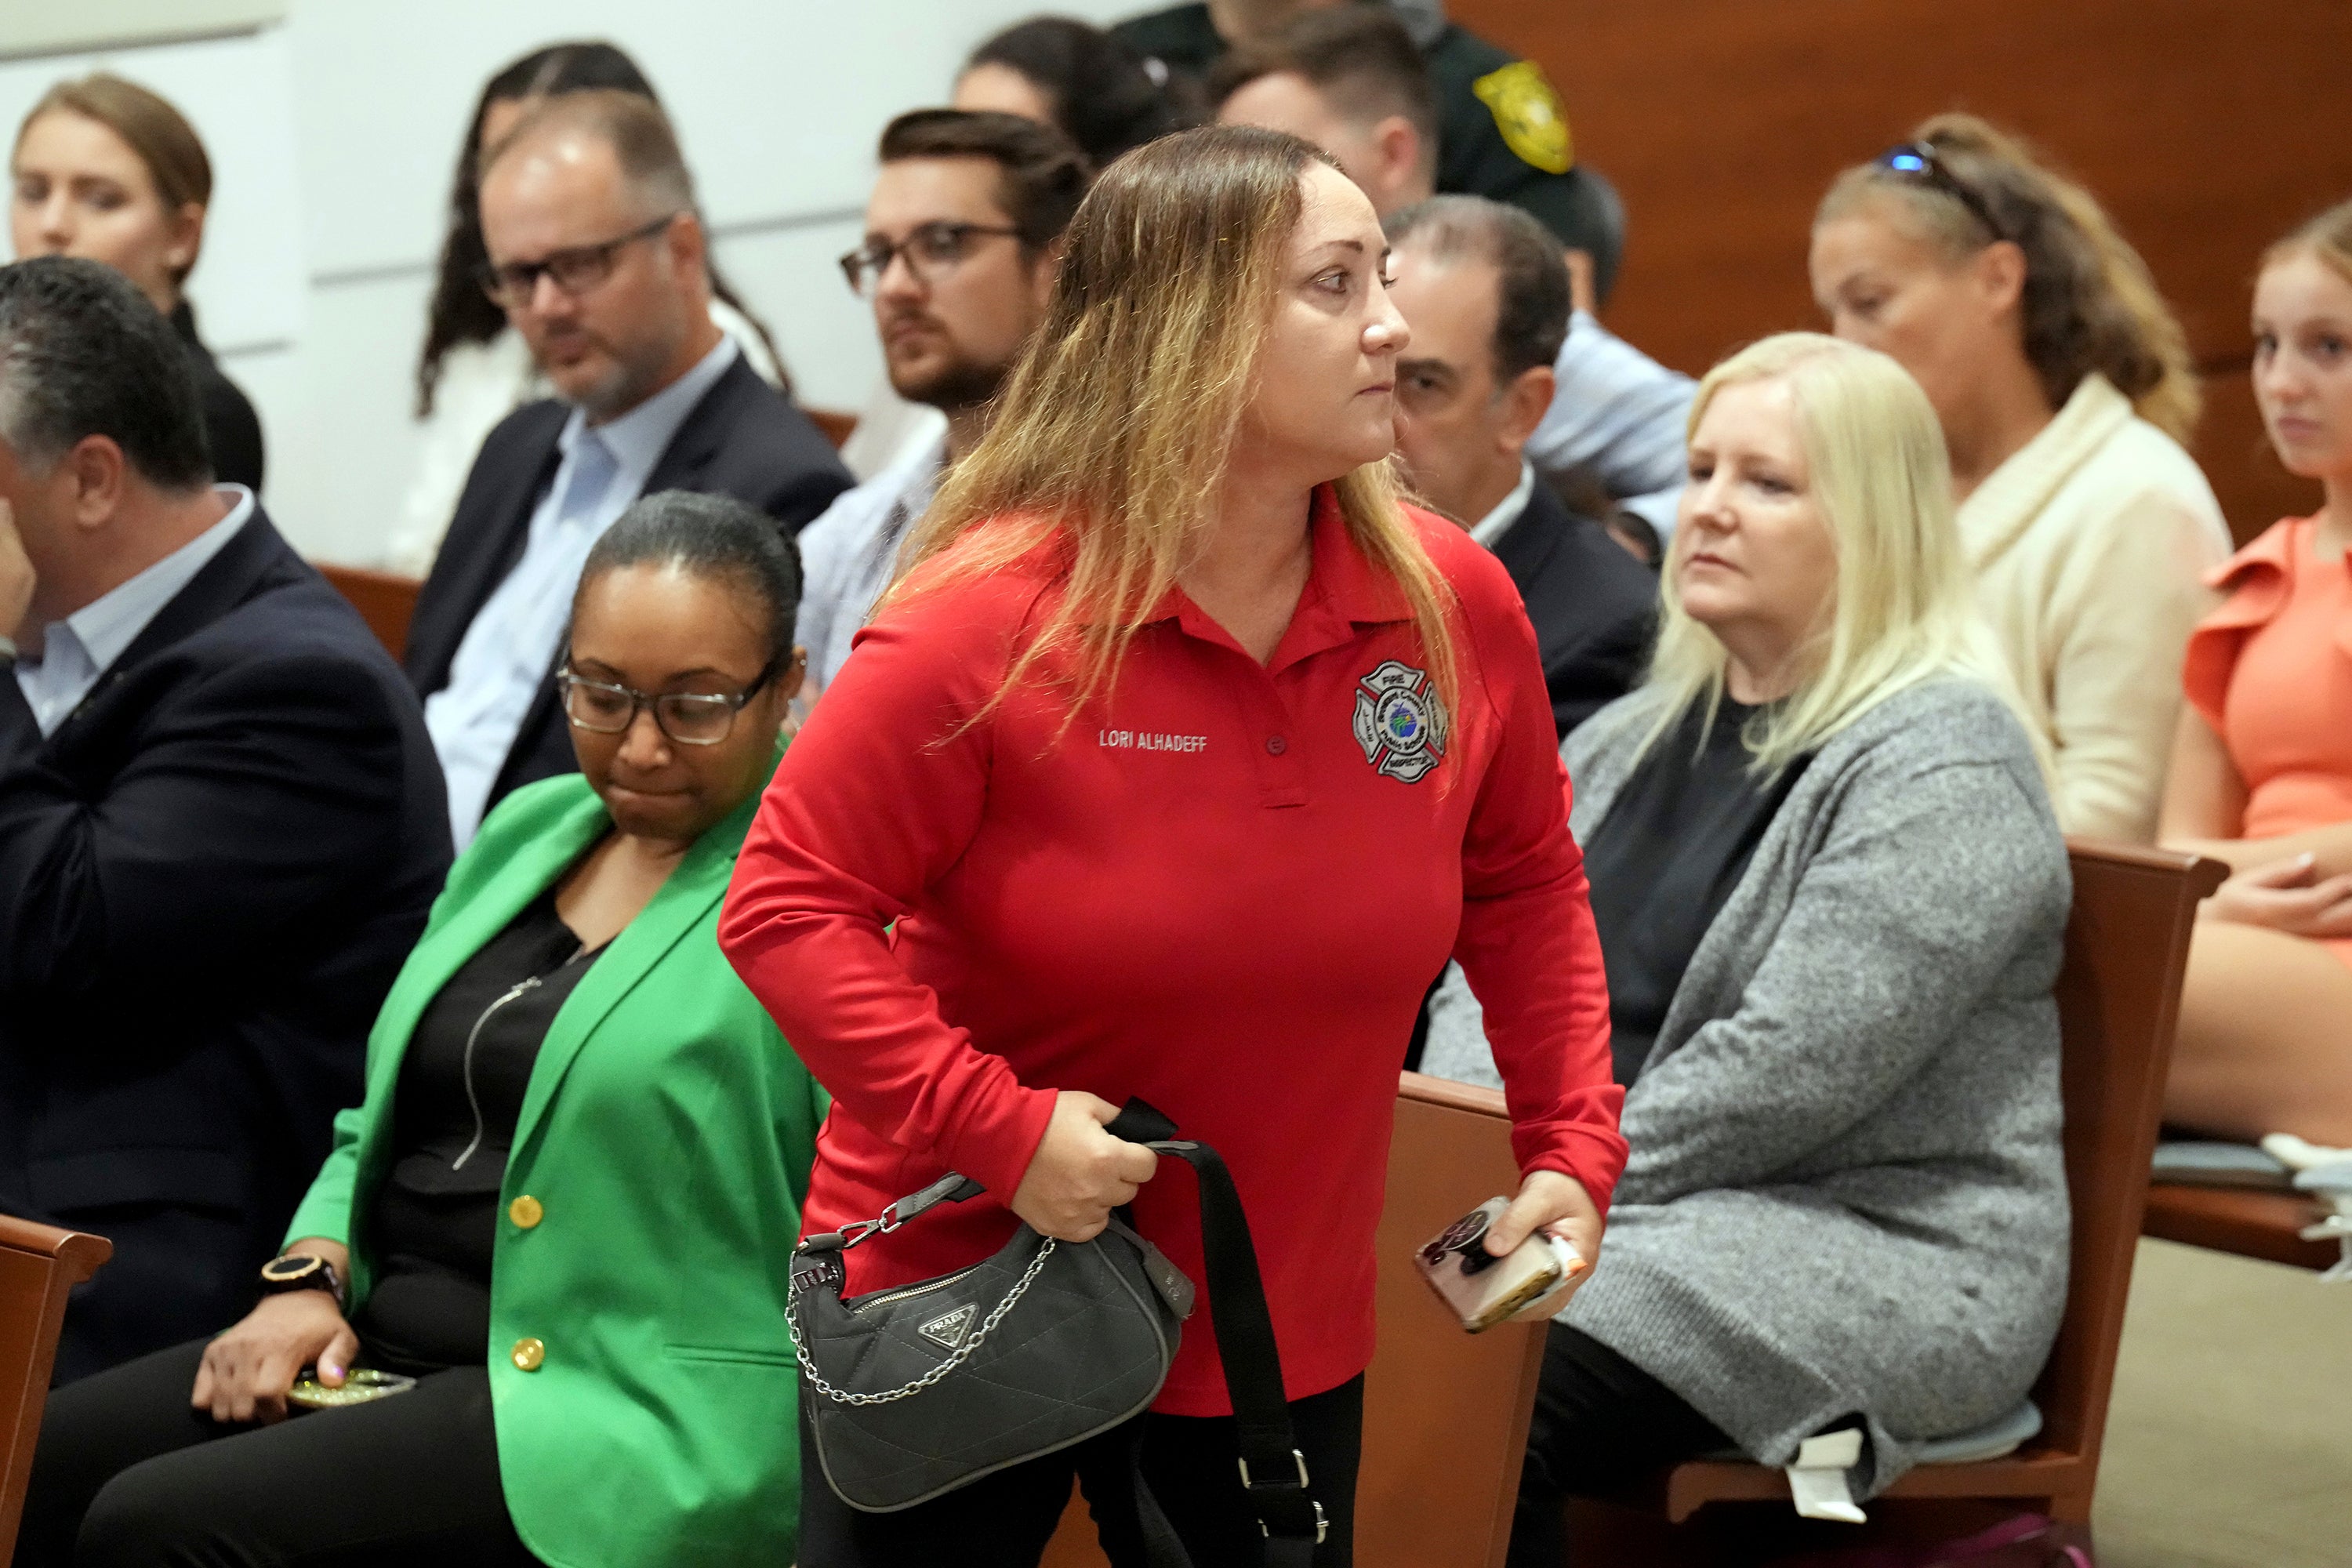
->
[[1105, 1100, 1325, 1566]]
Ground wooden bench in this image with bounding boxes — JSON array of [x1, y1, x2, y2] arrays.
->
[[0, 1216, 111, 1559], [2141, 1183, 2339, 1272], [1044, 1073, 1547, 1567], [315, 563, 422, 662]]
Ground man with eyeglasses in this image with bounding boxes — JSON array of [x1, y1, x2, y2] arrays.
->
[[406, 89, 849, 846], [793, 110, 1089, 696]]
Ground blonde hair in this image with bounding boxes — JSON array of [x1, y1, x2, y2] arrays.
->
[[2263, 197, 2352, 287], [1644, 332, 2028, 775], [890, 124, 1457, 740], [16, 75, 211, 285], [1817, 112, 2199, 443]]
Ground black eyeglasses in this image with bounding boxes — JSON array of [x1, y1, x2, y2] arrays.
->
[[1876, 143, 2006, 243], [478, 212, 681, 308], [839, 221, 1024, 296], [557, 658, 781, 746]]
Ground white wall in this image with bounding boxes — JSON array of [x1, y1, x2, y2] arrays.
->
[[8, 1, 1138, 564]]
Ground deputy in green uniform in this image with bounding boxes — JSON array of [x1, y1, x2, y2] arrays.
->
[[1114, 0, 1624, 297], [20, 493, 829, 1568]]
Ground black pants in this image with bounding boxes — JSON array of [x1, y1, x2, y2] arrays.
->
[[15, 1339, 538, 1568], [798, 1375, 1363, 1567], [1506, 1325, 1731, 1568]]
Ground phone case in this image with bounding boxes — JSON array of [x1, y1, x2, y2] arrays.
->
[[287, 1367, 418, 1410], [1413, 1196, 1587, 1334]]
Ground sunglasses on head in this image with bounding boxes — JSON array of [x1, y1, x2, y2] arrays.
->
[[1876, 142, 2006, 244]]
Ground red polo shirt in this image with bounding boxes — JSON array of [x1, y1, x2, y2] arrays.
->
[[720, 489, 1624, 1414]]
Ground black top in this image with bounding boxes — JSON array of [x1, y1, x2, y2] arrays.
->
[[169, 299, 266, 493], [361, 884, 604, 1370], [1580, 699, 1810, 1086], [1109, 4, 1624, 294]]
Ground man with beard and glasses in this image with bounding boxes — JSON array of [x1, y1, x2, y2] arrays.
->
[[794, 111, 1089, 697], [405, 89, 849, 845]]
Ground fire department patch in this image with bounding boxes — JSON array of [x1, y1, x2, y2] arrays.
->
[[1352, 660, 1449, 784]]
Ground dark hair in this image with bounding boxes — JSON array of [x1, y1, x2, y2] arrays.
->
[[1385, 194, 1569, 383], [0, 256, 209, 488], [964, 16, 1199, 166], [877, 110, 1094, 253], [16, 75, 210, 286], [575, 490, 801, 662], [413, 41, 782, 417], [1212, 7, 1438, 164]]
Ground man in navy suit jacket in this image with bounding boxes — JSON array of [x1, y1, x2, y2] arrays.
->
[[404, 89, 849, 844], [0, 258, 451, 1382]]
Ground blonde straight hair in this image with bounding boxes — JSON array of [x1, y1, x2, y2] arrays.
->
[[1643, 332, 2028, 775], [1817, 113, 2200, 443], [2264, 196, 2352, 286], [886, 124, 1457, 737]]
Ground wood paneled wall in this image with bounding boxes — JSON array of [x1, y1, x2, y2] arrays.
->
[[1455, 0, 2351, 541]]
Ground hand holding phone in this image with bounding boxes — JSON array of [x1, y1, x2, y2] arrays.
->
[[1414, 1196, 1588, 1334]]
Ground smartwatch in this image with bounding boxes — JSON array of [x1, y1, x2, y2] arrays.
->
[[258, 1251, 343, 1308]]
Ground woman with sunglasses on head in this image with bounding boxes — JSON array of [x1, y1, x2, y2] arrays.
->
[[17, 493, 829, 1568], [388, 42, 788, 578], [722, 124, 1624, 1566], [1810, 113, 2227, 842], [10, 74, 264, 492]]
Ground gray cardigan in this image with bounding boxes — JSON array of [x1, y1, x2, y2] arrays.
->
[[1424, 677, 2071, 1495]]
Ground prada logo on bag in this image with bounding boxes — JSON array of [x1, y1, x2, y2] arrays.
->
[[918, 1305, 978, 1352]]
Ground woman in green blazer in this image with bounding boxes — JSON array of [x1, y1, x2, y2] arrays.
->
[[23, 494, 827, 1568]]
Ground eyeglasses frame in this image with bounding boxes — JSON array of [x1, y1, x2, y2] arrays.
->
[[1876, 142, 2008, 245], [555, 655, 784, 747], [838, 221, 1025, 296], [477, 212, 684, 309]]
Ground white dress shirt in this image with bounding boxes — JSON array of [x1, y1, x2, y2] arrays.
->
[[13, 486, 253, 738], [1527, 309, 1695, 540], [794, 428, 946, 691], [425, 334, 740, 845], [1466, 460, 1540, 554]]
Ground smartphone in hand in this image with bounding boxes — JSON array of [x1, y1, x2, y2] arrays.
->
[[1414, 1196, 1586, 1334]]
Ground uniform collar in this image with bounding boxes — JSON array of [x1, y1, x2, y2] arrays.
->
[[1152, 485, 1414, 669]]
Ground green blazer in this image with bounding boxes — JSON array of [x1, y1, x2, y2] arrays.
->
[[287, 768, 826, 1568]]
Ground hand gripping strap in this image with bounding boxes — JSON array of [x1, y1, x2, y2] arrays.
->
[[1105, 1101, 1326, 1564]]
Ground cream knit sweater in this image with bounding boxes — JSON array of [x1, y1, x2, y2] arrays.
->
[[1960, 374, 2227, 842]]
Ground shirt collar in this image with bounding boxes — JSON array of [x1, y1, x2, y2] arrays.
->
[[1156, 484, 1414, 668], [56, 485, 253, 679], [557, 332, 741, 485], [1467, 461, 1538, 551]]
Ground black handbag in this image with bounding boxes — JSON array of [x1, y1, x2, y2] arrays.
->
[[787, 1100, 1329, 1566]]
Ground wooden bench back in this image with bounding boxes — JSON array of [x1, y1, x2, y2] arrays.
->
[[316, 563, 423, 662], [0, 1217, 109, 1560]]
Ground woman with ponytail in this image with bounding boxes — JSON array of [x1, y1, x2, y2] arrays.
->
[[1810, 112, 2227, 841], [720, 125, 1623, 1565]]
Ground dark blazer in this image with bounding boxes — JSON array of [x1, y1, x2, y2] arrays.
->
[[403, 353, 851, 811], [0, 507, 451, 1381], [170, 300, 266, 494], [1491, 478, 1658, 739]]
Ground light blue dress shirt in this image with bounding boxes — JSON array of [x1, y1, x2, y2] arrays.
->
[[13, 486, 253, 738], [1528, 310, 1696, 541], [425, 334, 740, 846], [793, 428, 945, 691]]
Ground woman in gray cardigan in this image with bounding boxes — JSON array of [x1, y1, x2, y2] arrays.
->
[[1424, 333, 2072, 1565]]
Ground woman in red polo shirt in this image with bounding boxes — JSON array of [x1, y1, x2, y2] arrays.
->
[[720, 124, 1623, 1568]]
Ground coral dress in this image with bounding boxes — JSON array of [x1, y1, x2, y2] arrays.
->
[[2181, 515, 2352, 966]]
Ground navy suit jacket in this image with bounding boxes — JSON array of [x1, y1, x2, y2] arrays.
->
[[0, 507, 452, 1379], [1492, 479, 1659, 739], [403, 354, 851, 812]]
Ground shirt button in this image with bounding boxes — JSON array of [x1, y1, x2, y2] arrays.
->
[[512, 1338, 546, 1372], [1265, 735, 1288, 756], [509, 1195, 543, 1229]]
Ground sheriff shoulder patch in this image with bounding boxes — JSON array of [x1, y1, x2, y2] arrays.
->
[[1472, 60, 1574, 176]]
